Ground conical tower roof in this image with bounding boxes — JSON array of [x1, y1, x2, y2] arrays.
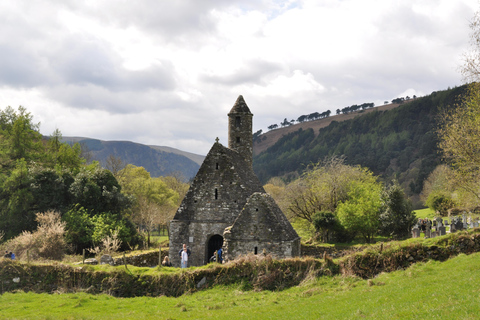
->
[[229, 95, 252, 114]]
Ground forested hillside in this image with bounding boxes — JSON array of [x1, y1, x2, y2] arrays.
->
[[63, 138, 202, 181], [253, 85, 466, 203]]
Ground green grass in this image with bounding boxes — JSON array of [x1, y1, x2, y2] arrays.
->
[[414, 207, 435, 219], [2, 252, 480, 319]]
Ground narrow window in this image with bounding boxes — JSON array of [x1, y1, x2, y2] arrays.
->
[[236, 137, 240, 143], [254, 247, 258, 255], [256, 208, 258, 211], [235, 116, 241, 127], [216, 162, 219, 170], [215, 188, 218, 200]]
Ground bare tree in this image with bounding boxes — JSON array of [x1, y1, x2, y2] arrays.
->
[[105, 154, 125, 178]]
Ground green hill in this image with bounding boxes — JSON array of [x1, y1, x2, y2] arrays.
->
[[253, 85, 466, 203]]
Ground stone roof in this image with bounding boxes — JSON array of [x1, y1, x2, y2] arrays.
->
[[227, 192, 300, 242], [228, 95, 252, 114]]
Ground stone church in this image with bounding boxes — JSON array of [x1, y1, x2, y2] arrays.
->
[[169, 96, 301, 267]]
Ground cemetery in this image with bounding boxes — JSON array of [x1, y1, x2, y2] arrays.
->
[[411, 213, 480, 239]]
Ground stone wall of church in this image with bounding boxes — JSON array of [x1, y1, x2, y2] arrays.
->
[[223, 231, 301, 261], [169, 220, 231, 267]]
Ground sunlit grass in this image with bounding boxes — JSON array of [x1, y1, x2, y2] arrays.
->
[[414, 207, 435, 219], [2, 252, 480, 319]]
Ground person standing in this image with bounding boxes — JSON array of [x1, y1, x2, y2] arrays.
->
[[181, 246, 188, 268]]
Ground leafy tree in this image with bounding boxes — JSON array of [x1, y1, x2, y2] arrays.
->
[[284, 156, 377, 225], [63, 205, 140, 252], [0, 159, 35, 239], [69, 162, 131, 215], [426, 192, 456, 216], [336, 175, 383, 243], [45, 129, 84, 172], [63, 206, 94, 252], [0, 106, 43, 169], [378, 181, 416, 239], [117, 165, 178, 246], [438, 84, 480, 204], [312, 210, 343, 242]]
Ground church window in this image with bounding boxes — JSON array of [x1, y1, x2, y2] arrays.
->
[[216, 163, 219, 170], [254, 247, 258, 255], [235, 116, 241, 127], [215, 188, 218, 199], [236, 137, 240, 143]]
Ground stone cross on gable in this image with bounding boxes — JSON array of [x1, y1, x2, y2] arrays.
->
[[215, 137, 219, 143]]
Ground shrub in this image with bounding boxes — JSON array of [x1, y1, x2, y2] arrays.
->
[[426, 192, 456, 216], [1, 211, 67, 261]]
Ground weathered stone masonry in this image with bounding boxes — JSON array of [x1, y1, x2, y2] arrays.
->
[[169, 96, 300, 267]]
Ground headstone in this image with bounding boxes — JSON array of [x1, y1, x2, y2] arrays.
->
[[425, 220, 432, 238], [84, 258, 98, 265], [100, 254, 114, 265], [436, 217, 443, 228], [412, 226, 420, 238], [438, 225, 446, 236]]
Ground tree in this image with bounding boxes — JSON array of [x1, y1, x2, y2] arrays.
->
[[46, 129, 84, 172], [0, 106, 43, 169], [117, 165, 179, 246], [312, 210, 342, 242], [69, 162, 131, 215], [336, 177, 383, 243], [438, 84, 480, 204], [378, 181, 416, 239], [105, 154, 125, 178], [426, 192, 456, 216], [461, 9, 480, 83], [284, 156, 376, 224]]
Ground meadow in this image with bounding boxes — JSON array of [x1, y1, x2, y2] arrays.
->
[[1, 251, 479, 319]]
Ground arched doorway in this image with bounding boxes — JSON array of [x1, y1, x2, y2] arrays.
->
[[206, 234, 223, 263]]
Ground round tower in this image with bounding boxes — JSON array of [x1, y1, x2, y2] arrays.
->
[[228, 95, 253, 168]]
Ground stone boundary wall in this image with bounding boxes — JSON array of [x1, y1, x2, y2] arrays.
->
[[2, 230, 480, 297]]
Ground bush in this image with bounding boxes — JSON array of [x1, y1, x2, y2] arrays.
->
[[426, 192, 456, 216], [1, 211, 67, 261]]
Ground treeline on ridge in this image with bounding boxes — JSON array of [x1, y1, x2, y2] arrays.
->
[[253, 85, 466, 204]]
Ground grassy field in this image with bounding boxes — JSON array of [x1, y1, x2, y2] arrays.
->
[[1, 251, 479, 319], [414, 207, 435, 219]]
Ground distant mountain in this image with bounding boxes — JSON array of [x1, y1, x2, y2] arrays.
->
[[252, 85, 466, 206], [62, 137, 204, 181]]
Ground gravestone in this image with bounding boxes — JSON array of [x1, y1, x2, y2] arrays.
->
[[100, 254, 114, 265], [412, 226, 420, 238], [438, 225, 446, 236]]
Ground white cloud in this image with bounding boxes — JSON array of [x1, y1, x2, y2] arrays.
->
[[0, 0, 478, 155]]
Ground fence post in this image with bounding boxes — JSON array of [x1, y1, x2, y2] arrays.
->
[[159, 246, 162, 267], [82, 249, 85, 264]]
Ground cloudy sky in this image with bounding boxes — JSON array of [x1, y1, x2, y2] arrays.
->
[[0, 0, 477, 155]]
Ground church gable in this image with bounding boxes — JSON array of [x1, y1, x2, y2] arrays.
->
[[172, 141, 264, 222], [227, 192, 299, 242], [223, 192, 301, 260]]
